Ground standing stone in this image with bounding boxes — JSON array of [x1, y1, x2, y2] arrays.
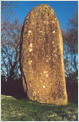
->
[[20, 4, 68, 105]]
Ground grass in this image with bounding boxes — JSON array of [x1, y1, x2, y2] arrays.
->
[[1, 94, 78, 121]]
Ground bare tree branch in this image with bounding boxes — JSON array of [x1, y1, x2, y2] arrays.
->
[[62, 12, 78, 79]]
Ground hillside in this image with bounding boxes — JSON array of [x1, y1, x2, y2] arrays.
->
[[1, 95, 78, 121]]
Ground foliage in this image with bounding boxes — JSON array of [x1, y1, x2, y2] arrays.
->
[[66, 79, 78, 103], [1, 95, 78, 121], [1, 78, 26, 99]]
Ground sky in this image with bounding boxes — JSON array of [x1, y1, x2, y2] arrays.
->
[[14, 1, 78, 29], [1, 1, 78, 77]]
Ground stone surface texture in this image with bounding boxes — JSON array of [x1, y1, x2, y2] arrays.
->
[[20, 4, 68, 105]]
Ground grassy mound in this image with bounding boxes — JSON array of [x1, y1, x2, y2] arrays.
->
[[1, 95, 78, 121]]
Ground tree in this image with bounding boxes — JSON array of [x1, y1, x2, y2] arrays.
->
[[1, 1, 22, 81], [62, 12, 78, 80], [1, 1, 18, 21], [1, 19, 22, 81]]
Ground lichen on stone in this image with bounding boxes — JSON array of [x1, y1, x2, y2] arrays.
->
[[20, 4, 68, 105]]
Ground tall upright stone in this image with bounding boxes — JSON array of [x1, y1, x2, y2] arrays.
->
[[20, 4, 68, 105]]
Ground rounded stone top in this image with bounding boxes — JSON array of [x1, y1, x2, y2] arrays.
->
[[35, 4, 53, 10], [34, 4, 54, 12], [28, 4, 55, 15]]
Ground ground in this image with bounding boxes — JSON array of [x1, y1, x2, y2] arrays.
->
[[1, 95, 78, 121]]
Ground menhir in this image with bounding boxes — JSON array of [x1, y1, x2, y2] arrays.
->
[[20, 4, 68, 105]]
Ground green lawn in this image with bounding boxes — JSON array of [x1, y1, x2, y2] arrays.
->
[[1, 94, 78, 121]]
